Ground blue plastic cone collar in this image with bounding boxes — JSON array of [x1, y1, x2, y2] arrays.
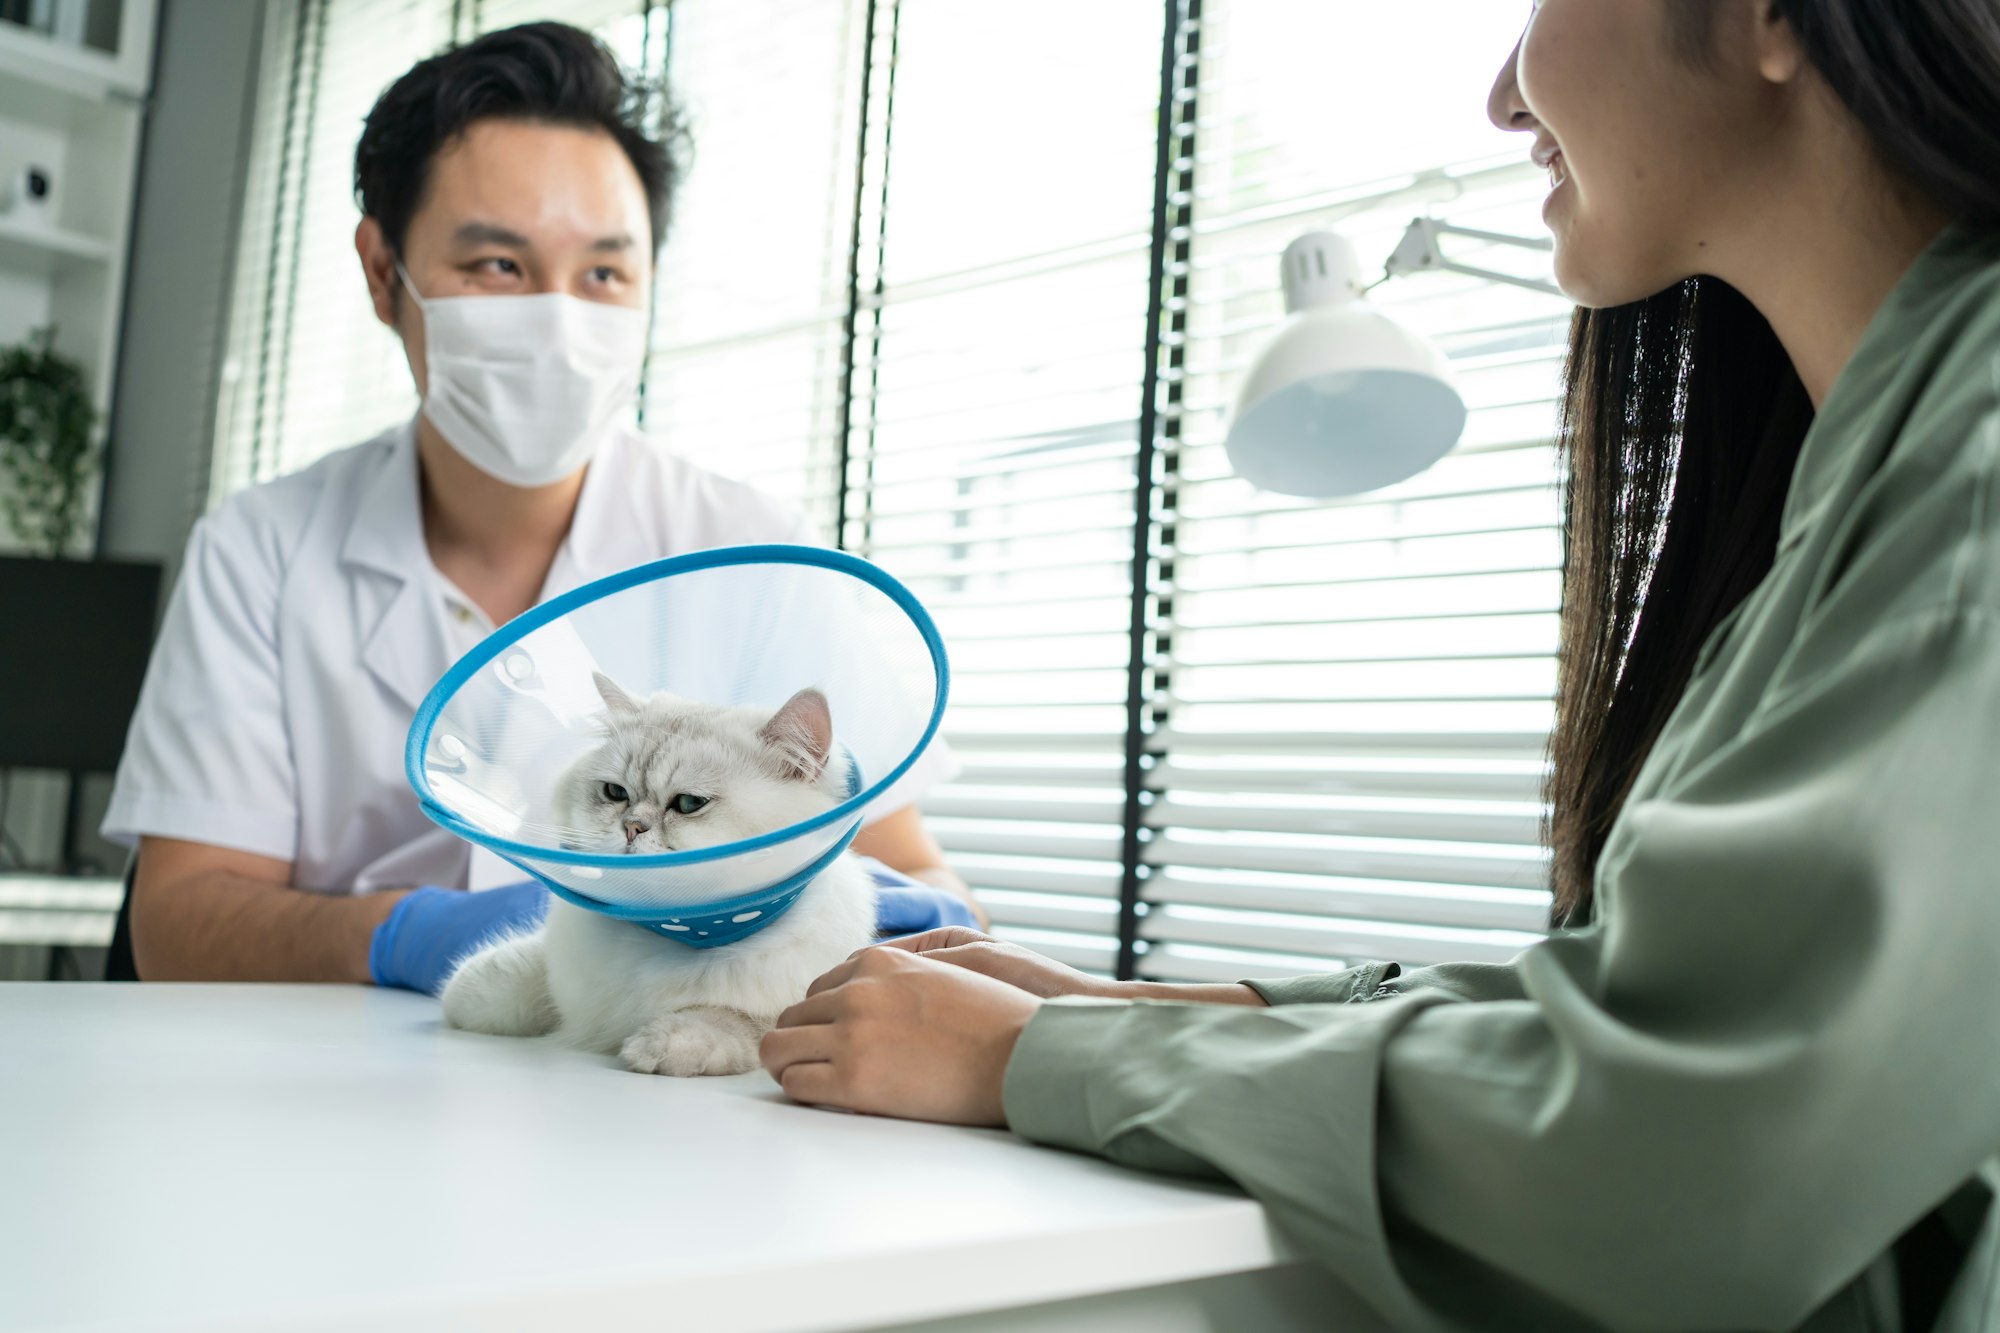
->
[[403, 545, 948, 947]]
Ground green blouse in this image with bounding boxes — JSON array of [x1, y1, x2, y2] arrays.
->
[[1002, 224, 2000, 1333]]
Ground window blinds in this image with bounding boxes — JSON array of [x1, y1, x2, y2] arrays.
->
[[836, 0, 1169, 974], [834, 0, 1566, 979], [640, 0, 868, 537], [214, 0, 443, 504], [1139, 2, 1566, 981], [210, 0, 1570, 983]]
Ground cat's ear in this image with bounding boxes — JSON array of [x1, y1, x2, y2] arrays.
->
[[592, 671, 641, 720], [758, 688, 833, 782]]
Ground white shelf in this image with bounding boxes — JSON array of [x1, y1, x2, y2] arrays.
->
[[0, 214, 111, 274], [0, 14, 151, 107]]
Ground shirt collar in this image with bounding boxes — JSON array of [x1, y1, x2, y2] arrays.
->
[[338, 418, 428, 580], [338, 418, 663, 596], [336, 419, 451, 714], [1778, 221, 2000, 549]]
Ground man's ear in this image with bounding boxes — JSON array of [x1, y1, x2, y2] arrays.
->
[[355, 216, 400, 330], [758, 688, 834, 782]]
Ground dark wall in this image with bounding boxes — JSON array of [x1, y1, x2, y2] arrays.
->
[[99, 0, 267, 583]]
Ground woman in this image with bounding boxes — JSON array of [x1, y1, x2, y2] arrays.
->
[[761, 2, 2000, 1329]]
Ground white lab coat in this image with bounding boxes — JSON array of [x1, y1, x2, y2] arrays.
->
[[103, 419, 949, 894]]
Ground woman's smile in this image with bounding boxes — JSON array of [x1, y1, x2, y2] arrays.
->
[[1533, 139, 1569, 215]]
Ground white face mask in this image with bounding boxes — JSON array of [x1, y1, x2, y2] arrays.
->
[[399, 265, 649, 488]]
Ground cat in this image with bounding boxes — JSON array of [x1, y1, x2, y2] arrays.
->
[[440, 673, 877, 1076]]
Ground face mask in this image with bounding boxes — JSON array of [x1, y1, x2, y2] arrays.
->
[[399, 265, 649, 488]]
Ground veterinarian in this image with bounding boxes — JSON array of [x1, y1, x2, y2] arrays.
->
[[761, 1, 2000, 1329], [103, 23, 978, 994]]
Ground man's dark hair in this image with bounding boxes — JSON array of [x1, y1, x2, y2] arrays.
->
[[354, 21, 685, 258]]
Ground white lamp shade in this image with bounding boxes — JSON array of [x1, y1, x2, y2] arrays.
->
[[1224, 234, 1469, 499]]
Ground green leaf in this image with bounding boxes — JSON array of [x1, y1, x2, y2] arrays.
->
[[0, 326, 100, 558]]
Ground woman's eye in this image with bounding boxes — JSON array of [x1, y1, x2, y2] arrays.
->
[[602, 782, 629, 803], [672, 793, 709, 815]]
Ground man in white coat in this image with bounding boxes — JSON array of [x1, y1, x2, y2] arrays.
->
[[104, 22, 976, 993]]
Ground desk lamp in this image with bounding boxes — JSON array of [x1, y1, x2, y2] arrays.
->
[[1223, 218, 1562, 498]]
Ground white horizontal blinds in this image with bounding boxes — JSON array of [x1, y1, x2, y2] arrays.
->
[[210, 1, 666, 504], [1138, 1, 1569, 984], [468, 1, 658, 39], [215, 0, 452, 497], [846, 0, 1166, 974], [209, 0, 312, 508], [637, 0, 867, 538]]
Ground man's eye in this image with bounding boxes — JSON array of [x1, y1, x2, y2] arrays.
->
[[602, 782, 629, 803], [589, 265, 620, 284], [474, 257, 521, 276], [672, 793, 709, 815]]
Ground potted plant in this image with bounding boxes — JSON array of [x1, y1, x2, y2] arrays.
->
[[0, 326, 100, 557]]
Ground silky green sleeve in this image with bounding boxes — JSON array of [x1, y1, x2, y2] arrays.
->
[[1005, 598, 2000, 1331], [1246, 961, 1395, 1006], [1249, 960, 1529, 1008]]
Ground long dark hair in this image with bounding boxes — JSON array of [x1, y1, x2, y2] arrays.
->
[[1547, 0, 2000, 926]]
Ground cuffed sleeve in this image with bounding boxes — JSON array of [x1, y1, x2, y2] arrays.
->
[[1246, 961, 1398, 1007], [1247, 960, 1531, 1008], [1006, 990, 1461, 1327], [1002, 1000, 1125, 1158]]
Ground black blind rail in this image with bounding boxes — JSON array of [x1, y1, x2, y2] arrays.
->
[[834, 0, 901, 554], [1116, 0, 1197, 981], [266, 0, 330, 490], [247, 0, 324, 486], [635, 0, 675, 429], [851, 0, 899, 557]]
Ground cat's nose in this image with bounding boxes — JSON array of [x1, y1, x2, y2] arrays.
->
[[622, 816, 651, 846]]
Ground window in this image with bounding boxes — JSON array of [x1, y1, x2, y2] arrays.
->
[[639, 0, 866, 531], [213, 0, 1564, 980], [1143, 3, 1565, 981]]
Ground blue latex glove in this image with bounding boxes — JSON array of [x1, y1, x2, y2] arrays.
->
[[858, 857, 980, 937], [369, 881, 550, 996]]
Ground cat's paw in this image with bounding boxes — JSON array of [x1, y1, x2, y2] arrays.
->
[[619, 1011, 763, 1077], [440, 936, 558, 1038]]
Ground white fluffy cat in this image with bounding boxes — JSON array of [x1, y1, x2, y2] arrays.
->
[[440, 674, 876, 1076]]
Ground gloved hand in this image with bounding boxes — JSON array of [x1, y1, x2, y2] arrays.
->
[[858, 857, 981, 937], [369, 881, 549, 996]]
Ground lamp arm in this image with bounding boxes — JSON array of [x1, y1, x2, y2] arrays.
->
[[1384, 217, 1566, 299], [1422, 221, 1554, 253], [1420, 259, 1566, 299]]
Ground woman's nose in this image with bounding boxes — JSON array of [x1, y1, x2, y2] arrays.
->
[[1488, 38, 1535, 133], [623, 816, 651, 845]]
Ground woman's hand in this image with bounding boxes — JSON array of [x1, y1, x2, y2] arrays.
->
[[867, 926, 1124, 1000], [759, 946, 1044, 1125], [869, 929, 1268, 1008]]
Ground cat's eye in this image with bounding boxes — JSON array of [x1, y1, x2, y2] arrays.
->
[[602, 782, 630, 804], [672, 793, 709, 815]]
